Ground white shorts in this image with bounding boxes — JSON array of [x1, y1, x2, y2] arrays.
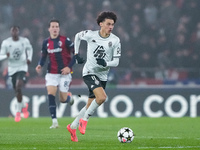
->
[[45, 73, 72, 92]]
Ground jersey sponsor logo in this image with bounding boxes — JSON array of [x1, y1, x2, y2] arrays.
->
[[12, 48, 22, 60], [47, 48, 62, 53], [93, 45, 106, 58]]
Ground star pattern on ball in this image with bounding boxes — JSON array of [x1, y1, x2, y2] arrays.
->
[[125, 128, 131, 133], [117, 127, 134, 143]]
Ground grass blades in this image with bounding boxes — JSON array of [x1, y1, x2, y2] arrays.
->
[[0, 117, 200, 150]]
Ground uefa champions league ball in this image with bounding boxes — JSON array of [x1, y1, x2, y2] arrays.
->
[[117, 127, 134, 143]]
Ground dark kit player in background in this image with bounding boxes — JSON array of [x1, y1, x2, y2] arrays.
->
[[35, 18, 75, 128]]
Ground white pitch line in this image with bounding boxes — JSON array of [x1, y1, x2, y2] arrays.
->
[[136, 136, 181, 139], [138, 146, 200, 149], [136, 136, 200, 140], [2, 148, 92, 150], [2, 146, 200, 150]]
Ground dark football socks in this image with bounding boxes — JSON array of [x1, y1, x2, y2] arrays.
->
[[48, 94, 56, 119]]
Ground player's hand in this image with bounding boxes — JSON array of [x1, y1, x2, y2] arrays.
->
[[75, 54, 85, 64], [27, 59, 31, 65], [35, 65, 42, 76], [96, 58, 107, 67], [6, 53, 10, 57], [61, 67, 71, 75]]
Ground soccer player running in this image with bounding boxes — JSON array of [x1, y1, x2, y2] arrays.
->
[[67, 11, 121, 142], [35, 19, 75, 129], [0, 26, 33, 122]]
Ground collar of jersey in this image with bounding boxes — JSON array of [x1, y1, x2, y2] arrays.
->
[[50, 35, 60, 40], [98, 31, 110, 39]]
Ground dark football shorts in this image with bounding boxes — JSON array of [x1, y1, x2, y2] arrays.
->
[[83, 75, 107, 98], [11, 71, 27, 89]]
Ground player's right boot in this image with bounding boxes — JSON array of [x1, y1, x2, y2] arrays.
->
[[67, 124, 78, 142], [68, 92, 74, 106], [79, 118, 88, 135], [22, 103, 29, 118], [50, 122, 59, 129], [50, 118, 59, 129], [15, 112, 21, 122]]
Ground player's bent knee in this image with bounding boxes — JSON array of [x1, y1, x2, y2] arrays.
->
[[97, 95, 107, 104], [59, 97, 66, 103], [60, 99, 65, 103]]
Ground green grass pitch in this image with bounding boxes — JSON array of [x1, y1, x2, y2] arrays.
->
[[0, 117, 200, 150]]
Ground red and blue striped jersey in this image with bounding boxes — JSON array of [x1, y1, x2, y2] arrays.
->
[[39, 35, 74, 74]]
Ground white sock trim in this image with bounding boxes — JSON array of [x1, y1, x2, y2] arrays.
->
[[71, 106, 87, 129]]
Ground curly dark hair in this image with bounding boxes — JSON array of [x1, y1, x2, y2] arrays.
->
[[96, 11, 117, 25]]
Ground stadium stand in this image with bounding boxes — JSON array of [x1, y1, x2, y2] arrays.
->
[[0, 0, 200, 87]]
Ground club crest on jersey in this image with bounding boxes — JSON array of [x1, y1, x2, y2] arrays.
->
[[108, 41, 112, 47], [58, 41, 62, 47]]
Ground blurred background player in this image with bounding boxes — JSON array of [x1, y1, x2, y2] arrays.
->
[[0, 26, 33, 122], [67, 11, 121, 142], [35, 19, 75, 129]]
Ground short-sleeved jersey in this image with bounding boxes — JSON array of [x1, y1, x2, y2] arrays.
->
[[0, 36, 33, 76], [39, 35, 74, 74], [75, 30, 121, 81]]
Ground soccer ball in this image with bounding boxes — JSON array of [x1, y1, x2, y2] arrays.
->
[[117, 127, 134, 143]]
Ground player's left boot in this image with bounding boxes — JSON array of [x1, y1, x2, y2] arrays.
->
[[79, 118, 88, 135], [22, 103, 29, 118], [68, 92, 74, 106], [15, 112, 21, 122], [67, 124, 78, 142]]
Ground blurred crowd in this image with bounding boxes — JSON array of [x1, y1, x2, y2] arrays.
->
[[0, 0, 200, 85]]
